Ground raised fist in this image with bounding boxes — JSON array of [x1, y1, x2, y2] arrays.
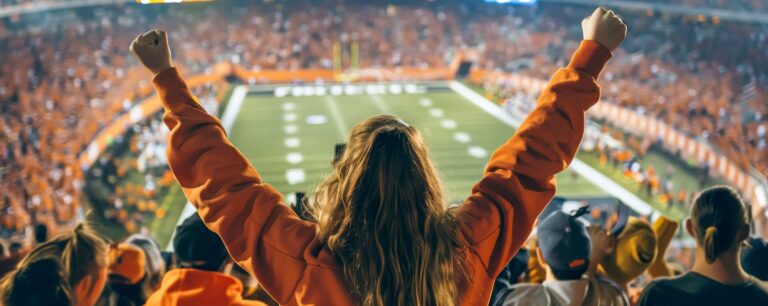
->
[[130, 29, 172, 75], [582, 7, 627, 51]]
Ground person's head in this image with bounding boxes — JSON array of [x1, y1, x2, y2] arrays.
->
[[685, 186, 749, 264], [311, 115, 461, 306], [173, 213, 229, 272], [599, 217, 656, 286], [0, 224, 109, 306], [741, 236, 768, 281], [106, 243, 147, 306], [33, 223, 48, 244], [535, 210, 591, 281], [8, 241, 22, 256], [292, 191, 312, 221], [124, 234, 166, 291], [108, 244, 146, 285], [332, 143, 346, 166], [107, 234, 166, 306]]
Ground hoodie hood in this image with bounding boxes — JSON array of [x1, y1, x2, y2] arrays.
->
[[145, 268, 266, 306]]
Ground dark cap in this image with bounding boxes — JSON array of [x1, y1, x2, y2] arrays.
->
[[173, 213, 228, 271], [742, 236, 768, 281], [537, 210, 591, 280]]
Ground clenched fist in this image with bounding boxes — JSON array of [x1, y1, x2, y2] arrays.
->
[[130, 29, 172, 75], [582, 7, 627, 51]]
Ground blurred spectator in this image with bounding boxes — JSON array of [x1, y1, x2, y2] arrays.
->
[[492, 210, 628, 306], [0, 224, 109, 306], [144, 213, 266, 306], [638, 186, 768, 306], [741, 236, 768, 281], [32, 224, 47, 245], [1, 1, 765, 245], [105, 233, 166, 306]]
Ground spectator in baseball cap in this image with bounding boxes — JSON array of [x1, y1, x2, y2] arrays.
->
[[144, 213, 266, 306], [108, 244, 146, 285], [105, 234, 167, 306], [492, 208, 628, 306]]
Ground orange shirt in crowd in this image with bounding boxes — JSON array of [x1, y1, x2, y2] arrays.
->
[[144, 268, 267, 306], [152, 40, 611, 305]]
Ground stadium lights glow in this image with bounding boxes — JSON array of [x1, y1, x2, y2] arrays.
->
[[137, 0, 213, 4], [483, 0, 537, 4]]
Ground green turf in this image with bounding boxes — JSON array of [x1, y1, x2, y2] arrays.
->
[[577, 152, 686, 220], [228, 90, 607, 203], [641, 150, 722, 193], [149, 184, 185, 248]]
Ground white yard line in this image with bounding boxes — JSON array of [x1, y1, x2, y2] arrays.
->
[[369, 95, 392, 113], [221, 86, 248, 132], [325, 96, 349, 138], [448, 80, 656, 217], [167, 85, 248, 251]]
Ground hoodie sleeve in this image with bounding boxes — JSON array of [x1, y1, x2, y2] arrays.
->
[[153, 68, 316, 304], [457, 40, 612, 278]]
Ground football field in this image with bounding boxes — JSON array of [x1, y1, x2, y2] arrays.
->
[[226, 84, 606, 204]]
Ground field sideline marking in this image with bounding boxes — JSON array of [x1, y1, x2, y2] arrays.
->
[[369, 95, 392, 113], [448, 81, 656, 217], [166, 85, 249, 251], [324, 96, 349, 138]]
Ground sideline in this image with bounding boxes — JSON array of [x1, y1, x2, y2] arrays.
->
[[448, 80, 657, 217]]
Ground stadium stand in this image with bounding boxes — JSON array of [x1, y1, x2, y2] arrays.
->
[[0, 1, 766, 305], [1, 0, 766, 243], [643, 0, 767, 12]]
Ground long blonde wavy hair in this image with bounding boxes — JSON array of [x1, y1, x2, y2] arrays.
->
[[311, 115, 464, 306]]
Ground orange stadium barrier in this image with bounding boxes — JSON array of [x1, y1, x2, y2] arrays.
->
[[79, 64, 232, 168], [232, 65, 455, 83], [472, 69, 767, 211], [232, 65, 336, 83]]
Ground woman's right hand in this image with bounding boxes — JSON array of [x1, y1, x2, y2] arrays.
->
[[130, 29, 173, 75], [582, 7, 628, 51]]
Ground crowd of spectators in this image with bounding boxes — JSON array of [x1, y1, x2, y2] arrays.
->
[[643, 0, 768, 13], [0, 212, 279, 306], [0, 2, 766, 305], [0, 0, 765, 278], [0, 1, 465, 243], [475, 5, 768, 176]]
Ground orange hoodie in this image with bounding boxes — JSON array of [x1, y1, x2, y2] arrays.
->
[[144, 268, 267, 306], [153, 40, 611, 305]]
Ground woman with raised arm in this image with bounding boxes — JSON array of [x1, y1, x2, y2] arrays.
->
[[638, 186, 768, 306], [130, 7, 626, 306]]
